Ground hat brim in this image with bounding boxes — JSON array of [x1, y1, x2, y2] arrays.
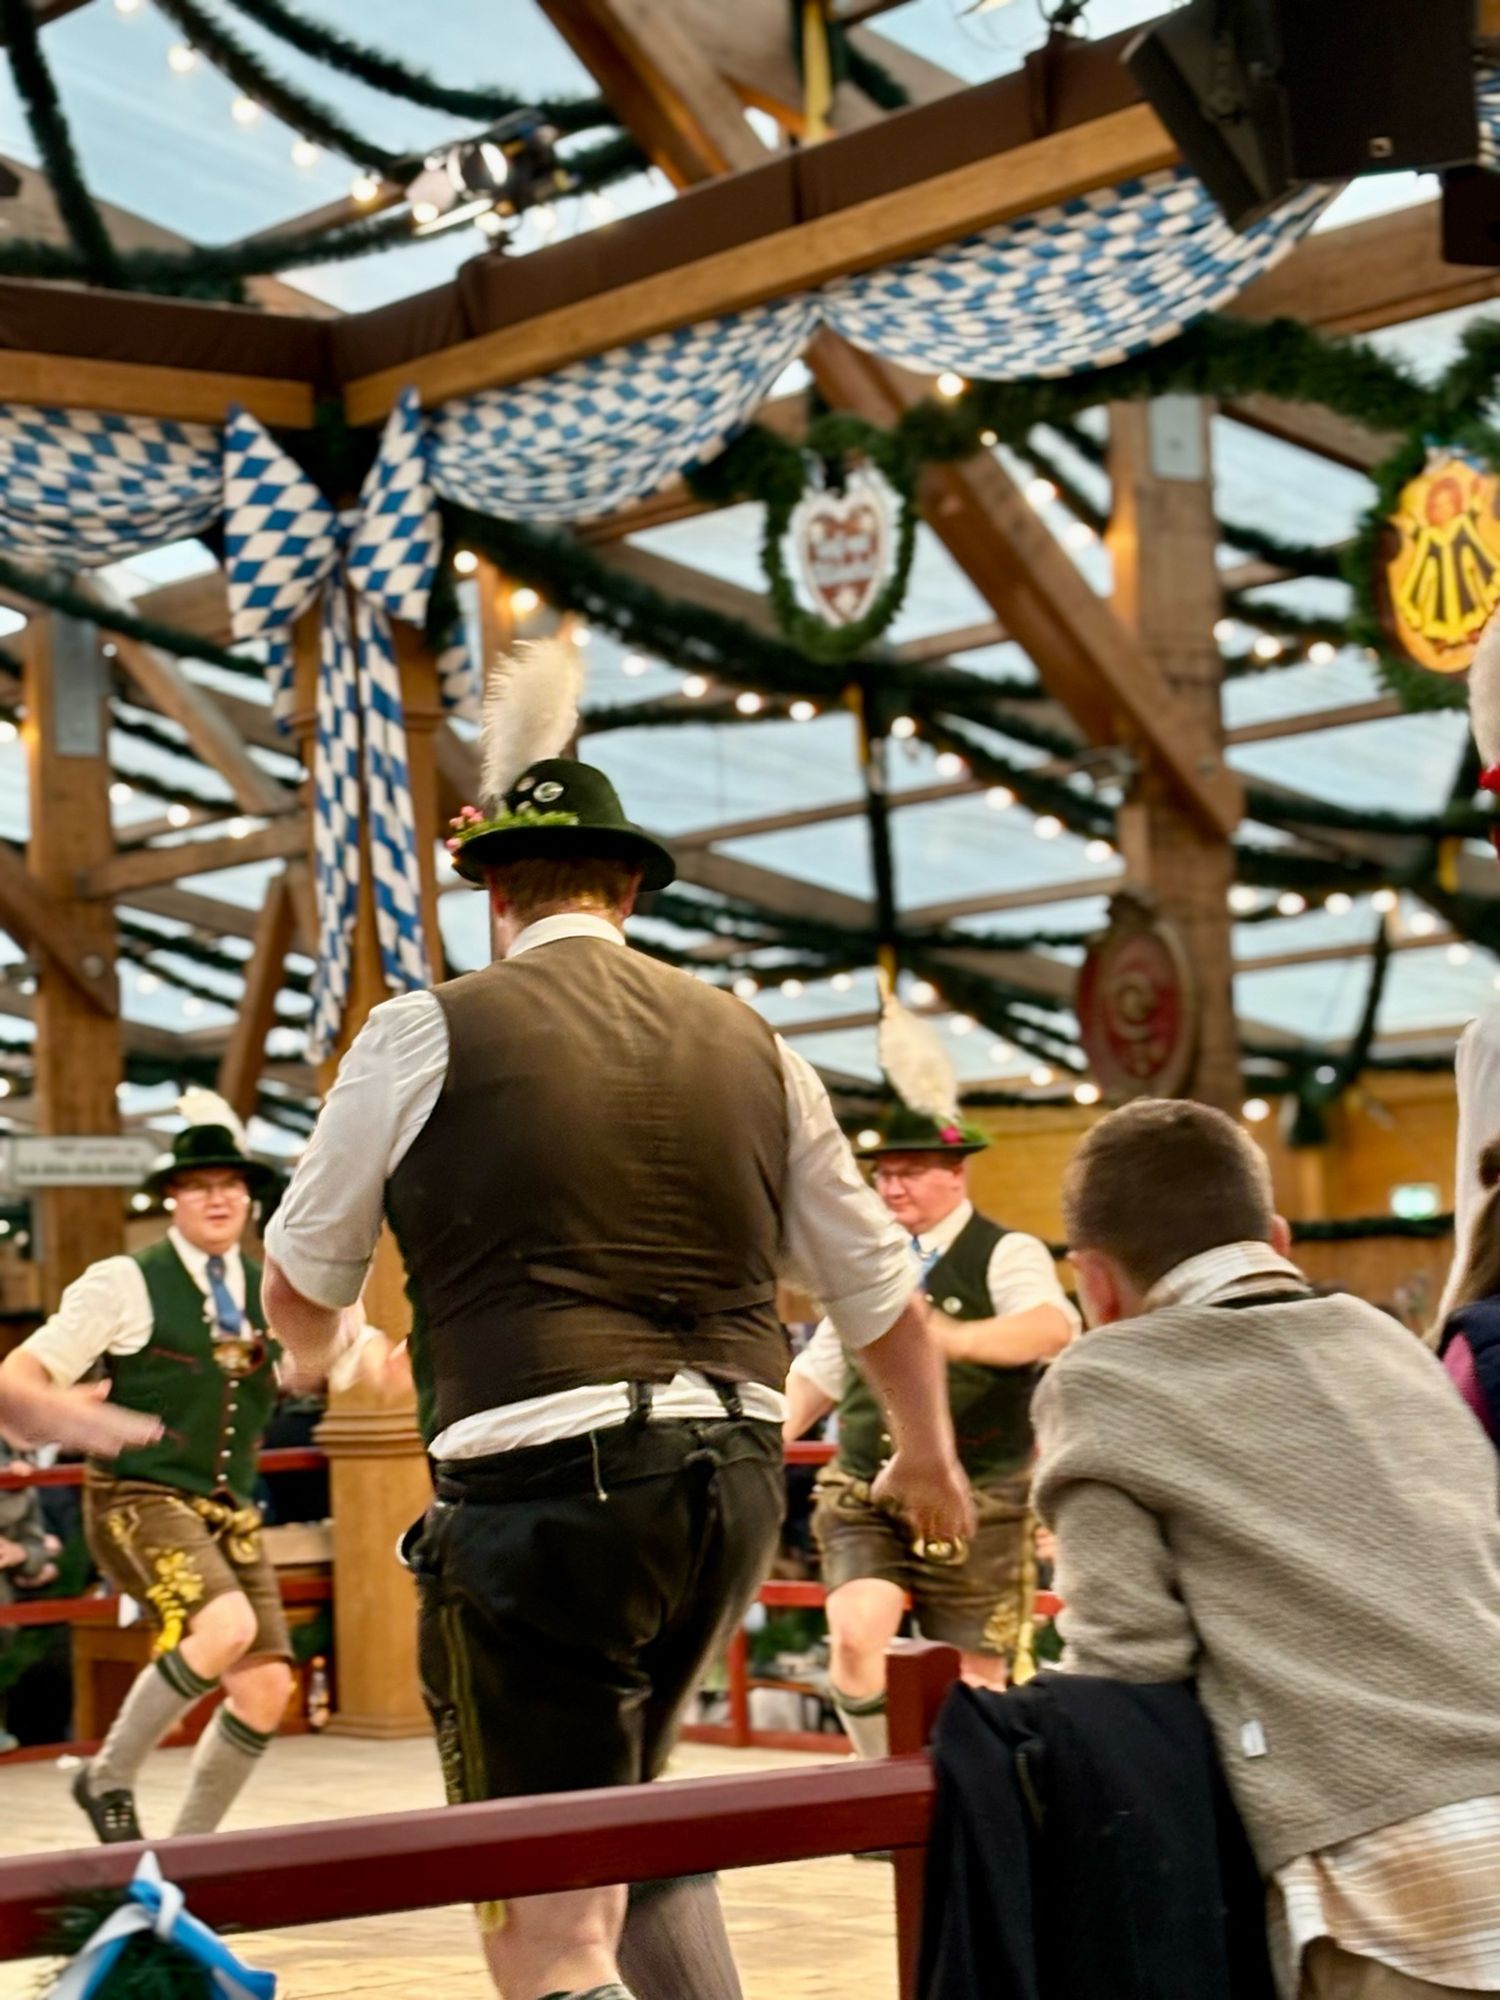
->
[[860, 1137, 989, 1159], [142, 1154, 278, 1201], [451, 821, 676, 892]]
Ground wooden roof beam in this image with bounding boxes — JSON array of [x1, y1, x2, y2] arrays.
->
[[79, 815, 306, 899]]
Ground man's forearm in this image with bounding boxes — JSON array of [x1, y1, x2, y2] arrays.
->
[[263, 1260, 346, 1377], [937, 1304, 1074, 1367], [856, 1294, 958, 1464], [783, 1367, 836, 1444]]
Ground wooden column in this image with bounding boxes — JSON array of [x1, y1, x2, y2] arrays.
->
[[23, 612, 124, 1310], [1108, 399, 1242, 1114], [291, 607, 441, 1739]]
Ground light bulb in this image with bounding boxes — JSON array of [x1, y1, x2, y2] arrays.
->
[[1447, 942, 1471, 966], [1086, 839, 1114, 864], [782, 979, 805, 999], [1325, 892, 1353, 916], [451, 549, 478, 576], [986, 786, 1015, 811], [510, 587, 540, 618], [1229, 886, 1259, 913], [980, 429, 998, 447], [831, 972, 853, 993], [857, 1128, 882, 1150], [1410, 910, 1438, 937], [1316, 1065, 1338, 1086], [1026, 478, 1058, 509], [167, 804, 191, 828], [682, 675, 709, 699], [291, 139, 321, 168], [167, 42, 197, 72], [114, 0, 142, 13], [936, 371, 966, 399], [532, 204, 559, 240], [621, 653, 648, 677], [572, 624, 592, 648], [1064, 520, 1096, 549], [136, 971, 160, 995], [890, 715, 917, 740], [131, 1192, 151, 1212], [735, 692, 764, 716], [1253, 635, 1282, 661], [732, 975, 759, 999], [231, 95, 261, 125], [1309, 641, 1336, 665], [1276, 892, 1306, 916], [0, 721, 16, 745], [935, 751, 966, 779], [1034, 815, 1063, 840], [1074, 1081, 1100, 1106], [989, 1042, 1012, 1064], [1030, 1064, 1054, 1087], [1371, 888, 1398, 914], [412, 201, 441, 226], [790, 700, 816, 722], [909, 980, 938, 1008], [950, 1016, 975, 1037], [228, 818, 252, 840], [110, 782, 133, 805], [1242, 1097, 1271, 1123], [350, 172, 381, 204], [1213, 619, 1235, 642]]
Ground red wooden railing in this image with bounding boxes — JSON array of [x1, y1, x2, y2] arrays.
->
[[0, 1639, 962, 2000]]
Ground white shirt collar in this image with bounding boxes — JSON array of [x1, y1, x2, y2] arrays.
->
[[508, 912, 628, 960], [1144, 1240, 1308, 1313], [167, 1226, 242, 1286], [913, 1198, 973, 1258]]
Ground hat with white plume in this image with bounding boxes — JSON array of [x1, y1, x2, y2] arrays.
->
[[860, 994, 988, 1157], [142, 1088, 275, 1200], [446, 636, 675, 890]]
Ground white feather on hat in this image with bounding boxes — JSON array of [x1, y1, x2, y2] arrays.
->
[[878, 994, 960, 1126], [176, 1087, 247, 1152], [480, 637, 585, 810]]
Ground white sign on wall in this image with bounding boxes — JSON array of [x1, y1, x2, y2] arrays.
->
[[1, 1135, 161, 1189]]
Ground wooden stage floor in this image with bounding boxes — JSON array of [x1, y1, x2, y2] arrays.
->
[[0, 1734, 896, 2000]]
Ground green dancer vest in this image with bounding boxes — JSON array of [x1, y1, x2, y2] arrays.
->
[[104, 1239, 278, 1506], [836, 1211, 1040, 1485]]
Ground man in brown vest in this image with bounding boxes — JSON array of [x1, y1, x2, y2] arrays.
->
[[265, 756, 970, 2000]]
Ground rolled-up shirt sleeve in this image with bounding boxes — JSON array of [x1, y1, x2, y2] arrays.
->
[[987, 1232, 1080, 1335], [264, 990, 449, 1310], [18, 1258, 152, 1384], [777, 1039, 913, 1351]]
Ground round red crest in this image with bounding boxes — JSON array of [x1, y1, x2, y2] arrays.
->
[[1076, 897, 1198, 1102]]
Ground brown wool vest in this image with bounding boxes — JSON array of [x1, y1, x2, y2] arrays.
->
[[386, 936, 792, 1439]]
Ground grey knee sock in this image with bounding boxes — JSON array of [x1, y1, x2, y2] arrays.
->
[[831, 1685, 889, 1759], [170, 1704, 273, 1836], [89, 1648, 217, 1793], [619, 1875, 743, 2000]]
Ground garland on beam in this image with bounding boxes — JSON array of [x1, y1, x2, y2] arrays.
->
[[0, 0, 121, 285]]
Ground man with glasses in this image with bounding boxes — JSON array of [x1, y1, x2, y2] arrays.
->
[[1, 1094, 295, 1843], [785, 1103, 1077, 1755]]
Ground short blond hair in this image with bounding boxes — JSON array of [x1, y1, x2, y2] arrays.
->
[[483, 854, 640, 927], [1063, 1097, 1274, 1289]]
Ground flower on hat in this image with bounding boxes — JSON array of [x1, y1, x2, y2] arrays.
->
[[939, 1123, 962, 1144]]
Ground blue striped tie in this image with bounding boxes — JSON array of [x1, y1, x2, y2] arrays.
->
[[205, 1255, 243, 1336]]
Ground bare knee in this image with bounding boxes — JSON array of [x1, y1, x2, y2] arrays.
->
[[225, 1656, 293, 1734], [182, 1593, 258, 1679], [827, 1586, 904, 1698], [481, 1884, 626, 1999]]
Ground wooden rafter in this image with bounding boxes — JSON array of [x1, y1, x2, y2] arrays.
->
[[216, 869, 296, 1122], [0, 840, 116, 1013], [79, 815, 306, 899]]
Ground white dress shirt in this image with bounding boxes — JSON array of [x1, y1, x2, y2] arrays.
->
[[266, 913, 916, 1458], [20, 1227, 247, 1386], [1440, 1006, 1500, 1318], [789, 1197, 1079, 1401]]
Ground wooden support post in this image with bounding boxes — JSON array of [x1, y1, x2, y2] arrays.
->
[[23, 612, 125, 1310], [290, 606, 441, 1739], [1108, 399, 1242, 1114], [215, 869, 296, 1126], [887, 1639, 962, 2000]]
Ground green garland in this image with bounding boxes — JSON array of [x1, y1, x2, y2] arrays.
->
[[215, 0, 617, 134], [0, 0, 121, 285], [150, 0, 403, 173]]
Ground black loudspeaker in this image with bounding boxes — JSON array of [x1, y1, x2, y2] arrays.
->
[[1126, 0, 1479, 230], [1443, 166, 1500, 266]]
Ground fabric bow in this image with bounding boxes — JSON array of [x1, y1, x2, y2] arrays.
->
[[223, 388, 474, 1060], [43, 1850, 276, 2000]]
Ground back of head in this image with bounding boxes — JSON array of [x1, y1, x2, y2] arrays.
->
[[1063, 1097, 1275, 1292]]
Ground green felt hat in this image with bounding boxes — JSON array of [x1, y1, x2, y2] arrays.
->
[[448, 757, 677, 891], [143, 1121, 276, 1201], [858, 1102, 990, 1159]]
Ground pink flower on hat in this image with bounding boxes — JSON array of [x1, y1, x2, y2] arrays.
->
[[940, 1124, 962, 1144]]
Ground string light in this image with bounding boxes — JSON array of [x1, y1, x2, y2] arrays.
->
[[909, 980, 938, 1008], [1064, 521, 1096, 549], [682, 675, 709, 699], [0, 1079, 10, 1101], [936, 371, 966, 399], [167, 804, 192, 828], [510, 587, 540, 618], [291, 139, 321, 168], [1030, 1064, 1054, 1087], [1229, 886, 1260, 913], [790, 700, 817, 722], [231, 95, 261, 125], [985, 786, 1015, 811], [857, 1128, 882, 1150], [532, 205, 559, 241], [980, 429, 998, 448], [1325, 891, 1353, 916], [1409, 910, 1438, 937], [1276, 891, 1306, 916], [1242, 1097, 1271, 1123], [167, 42, 197, 72], [950, 1016, 975, 1037], [228, 818, 252, 840], [934, 751, 967, 779], [110, 782, 132, 805], [1085, 839, 1114, 864], [1074, 1081, 1101, 1106], [451, 549, 478, 576], [136, 971, 160, 995], [831, 972, 854, 993], [732, 975, 759, 999], [1309, 641, 1337, 665], [1213, 618, 1236, 642], [782, 979, 805, 999], [572, 624, 592, 647], [0, 721, 16, 745], [1371, 888, 1398, 914], [350, 172, 381, 203], [1447, 942, 1471, 966], [735, 691, 764, 716], [1316, 1064, 1337, 1085], [1025, 478, 1057, 508], [621, 653, 648, 677], [890, 715, 917, 740], [130, 1192, 151, 1212], [1253, 635, 1282, 661], [1034, 815, 1062, 840]]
